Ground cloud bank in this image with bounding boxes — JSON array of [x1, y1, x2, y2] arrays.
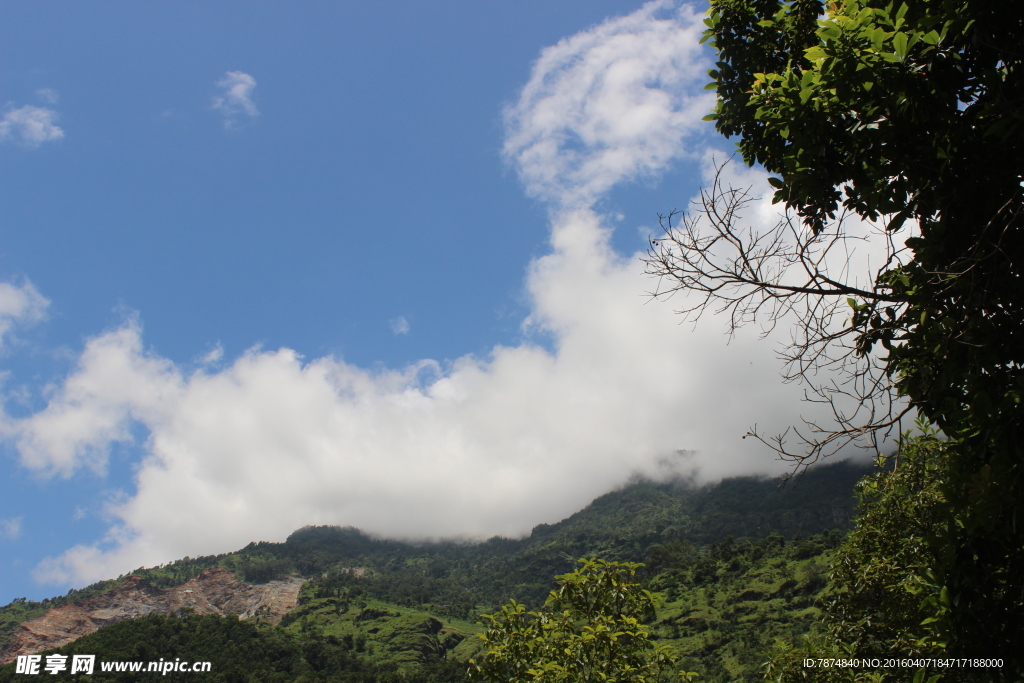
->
[[9, 1, 859, 586], [212, 71, 259, 129]]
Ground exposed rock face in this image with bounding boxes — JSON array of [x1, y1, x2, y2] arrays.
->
[[0, 568, 303, 664]]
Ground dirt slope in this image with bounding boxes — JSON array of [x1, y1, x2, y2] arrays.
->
[[0, 568, 303, 664]]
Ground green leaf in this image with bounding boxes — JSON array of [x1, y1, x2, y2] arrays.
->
[[818, 23, 841, 41], [805, 46, 826, 61], [893, 31, 909, 59], [870, 26, 889, 50]]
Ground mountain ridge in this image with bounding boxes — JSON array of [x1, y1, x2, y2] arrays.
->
[[0, 459, 872, 680]]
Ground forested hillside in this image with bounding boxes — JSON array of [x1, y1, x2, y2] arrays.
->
[[0, 461, 868, 682]]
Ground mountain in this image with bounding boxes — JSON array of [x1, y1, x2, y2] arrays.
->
[[0, 460, 871, 682]]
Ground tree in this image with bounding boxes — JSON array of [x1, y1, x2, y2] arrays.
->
[[646, 165, 914, 461], [763, 428, 1017, 682], [823, 428, 950, 662], [649, 0, 1024, 464], [762, 428, 951, 682], [468, 559, 694, 683], [645, 0, 1024, 668]]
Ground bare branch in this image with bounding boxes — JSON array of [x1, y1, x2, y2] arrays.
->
[[642, 160, 916, 473]]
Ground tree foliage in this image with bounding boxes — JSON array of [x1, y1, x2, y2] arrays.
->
[[824, 430, 949, 660], [762, 432, 951, 682], [703, 0, 1024, 460], [649, 531, 844, 682], [646, 0, 1024, 665], [649, 0, 1024, 462], [0, 612, 469, 683], [468, 559, 694, 683], [764, 430, 1018, 681]]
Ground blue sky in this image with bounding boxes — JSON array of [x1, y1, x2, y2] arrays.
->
[[0, 1, 868, 605]]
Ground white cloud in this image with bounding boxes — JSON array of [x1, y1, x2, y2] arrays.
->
[[0, 280, 49, 351], [389, 316, 411, 335], [13, 319, 182, 478], [503, 0, 713, 208], [14, 2, 875, 586], [27, 301, 809, 585], [0, 105, 64, 146], [212, 71, 259, 129], [0, 517, 23, 540], [199, 344, 224, 366]]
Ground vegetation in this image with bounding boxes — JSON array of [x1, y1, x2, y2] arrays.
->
[[0, 462, 866, 652], [10, 1, 1022, 678], [646, 0, 1024, 675], [469, 559, 693, 683], [699, 0, 1024, 464], [824, 430, 952, 662], [0, 525, 849, 683], [0, 464, 866, 682], [763, 429, 1017, 682], [0, 612, 471, 683], [651, 530, 843, 681]]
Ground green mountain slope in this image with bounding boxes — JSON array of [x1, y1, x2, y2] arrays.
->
[[0, 460, 870, 682]]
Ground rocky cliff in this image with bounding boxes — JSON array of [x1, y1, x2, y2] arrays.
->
[[0, 568, 302, 664]]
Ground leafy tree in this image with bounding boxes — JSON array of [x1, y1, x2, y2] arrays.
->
[[706, 0, 1023, 454], [824, 429, 949, 661], [468, 559, 695, 682], [762, 430, 947, 682], [763, 429, 1016, 681], [647, 0, 1024, 666], [650, 0, 1024, 462]]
